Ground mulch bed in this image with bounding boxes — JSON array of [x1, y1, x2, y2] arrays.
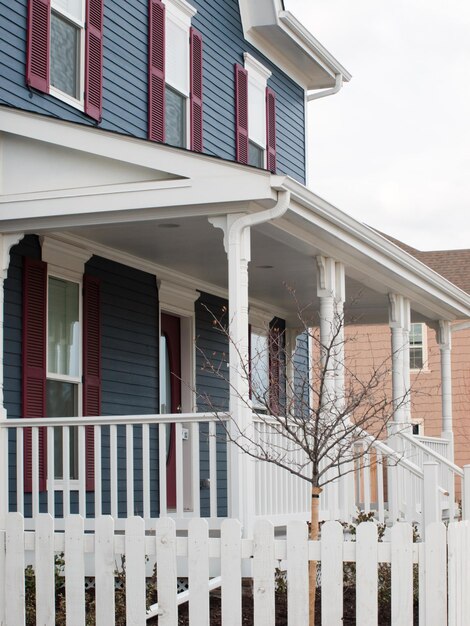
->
[[162, 584, 420, 625]]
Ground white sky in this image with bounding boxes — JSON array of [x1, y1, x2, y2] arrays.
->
[[286, 0, 470, 251]]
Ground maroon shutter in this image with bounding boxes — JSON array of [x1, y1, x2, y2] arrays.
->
[[190, 27, 203, 152], [26, 0, 50, 93], [85, 0, 104, 121], [235, 64, 248, 164], [83, 274, 101, 491], [266, 87, 277, 173], [148, 0, 166, 142], [22, 257, 47, 493]]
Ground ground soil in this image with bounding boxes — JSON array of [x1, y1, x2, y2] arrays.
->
[[160, 584, 420, 625]]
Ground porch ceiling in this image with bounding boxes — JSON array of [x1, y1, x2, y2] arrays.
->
[[62, 215, 416, 327]]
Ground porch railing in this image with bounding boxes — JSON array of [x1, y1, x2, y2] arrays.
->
[[1, 413, 229, 530]]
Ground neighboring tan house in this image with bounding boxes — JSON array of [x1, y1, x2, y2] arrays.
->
[[348, 240, 470, 495]]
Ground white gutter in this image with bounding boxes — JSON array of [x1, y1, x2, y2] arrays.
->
[[307, 73, 343, 102], [228, 189, 291, 245]]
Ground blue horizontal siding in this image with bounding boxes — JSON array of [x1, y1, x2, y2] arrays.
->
[[195, 292, 229, 517], [0, 0, 305, 183]]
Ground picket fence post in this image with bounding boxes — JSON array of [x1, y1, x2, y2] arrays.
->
[[424, 522, 447, 626], [321, 521, 343, 626], [36, 513, 55, 625], [423, 462, 439, 536], [287, 520, 309, 626], [188, 518, 210, 624], [155, 517, 178, 626], [65, 515, 86, 626], [126, 516, 146, 626], [391, 522, 413, 625], [356, 522, 378, 626], [253, 519, 275, 626], [221, 518, 242, 626], [5, 512, 25, 625], [95, 516, 116, 626]]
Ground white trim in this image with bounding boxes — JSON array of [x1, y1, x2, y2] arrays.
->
[[159, 280, 199, 317], [249, 305, 272, 331], [41, 236, 92, 276], [49, 86, 84, 112], [243, 53, 272, 82], [163, 0, 196, 23]]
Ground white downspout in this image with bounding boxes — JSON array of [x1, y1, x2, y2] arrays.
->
[[225, 189, 290, 535], [307, 73, 343, 102]]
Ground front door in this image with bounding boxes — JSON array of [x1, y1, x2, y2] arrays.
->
[[160, 313, 181, 510]]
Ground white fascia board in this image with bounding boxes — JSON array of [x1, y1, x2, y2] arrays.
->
[[278, 12, 351, 83], [280, 177, 470, 320], [0, 107, 272, 183], [0, 177, 277, 230]]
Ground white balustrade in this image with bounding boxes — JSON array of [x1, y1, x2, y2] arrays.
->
[[1, 413, 228, 530]]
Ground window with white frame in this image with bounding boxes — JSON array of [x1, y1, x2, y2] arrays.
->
[[410, 323, 426, 370], [50, 0, 85, 104], [164, 0, 195, 147], [244, 53, 271, 168], [47, 275, 81, 479]]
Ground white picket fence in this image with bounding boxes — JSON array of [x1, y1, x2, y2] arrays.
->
[[2, 513, 470, 625]]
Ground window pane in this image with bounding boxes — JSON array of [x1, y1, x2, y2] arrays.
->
[[165, 86, 186, 148], [410, 323, 423, 345], [51, 12, 79, 98], [48, 277, 80, 377], [251, 331, 269, 409], [249, 141, 264, 168], [410, 347, 423, 370], [46, 380, 78, 479]]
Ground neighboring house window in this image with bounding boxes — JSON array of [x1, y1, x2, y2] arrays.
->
[[26, 0, 103, 119], [148, 0, 203, 151], [410, 323, 426, 369], [235, 54, 277, 172]]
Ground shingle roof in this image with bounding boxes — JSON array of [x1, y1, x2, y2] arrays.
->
[[376, 231, 470, 295]]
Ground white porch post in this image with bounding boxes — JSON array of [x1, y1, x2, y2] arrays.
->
[[210, 215, 254, 534], [388, 294, 411, 427], [437, 320, 454, 459], [0, 234, 23, 532], [316, 256, 341, 519]]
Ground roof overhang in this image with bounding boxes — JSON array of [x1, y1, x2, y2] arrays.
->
[[238, 0, 351, 89], [1, 107, 468, 325]]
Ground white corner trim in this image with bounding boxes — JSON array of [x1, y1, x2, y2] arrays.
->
[[243, 53, 272, 82], [0, 233, 24, 279], [41, 236, 92, 276], [159, 279, 199, 317]]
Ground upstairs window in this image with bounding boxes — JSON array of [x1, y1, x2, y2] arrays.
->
[[148, 0, 203, 151], [235, 55, 277, 172], [50, 0, 84, 102], [26, 0, 103, 119], [410, 323, 426, 370]]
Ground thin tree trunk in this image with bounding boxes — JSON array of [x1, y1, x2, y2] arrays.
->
[[309, 485, 322, 626]]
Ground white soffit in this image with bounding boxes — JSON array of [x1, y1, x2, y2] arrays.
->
[[238, 0, 351, 89]]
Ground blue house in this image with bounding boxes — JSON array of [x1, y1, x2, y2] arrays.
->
[[0, 0, 468, 534]]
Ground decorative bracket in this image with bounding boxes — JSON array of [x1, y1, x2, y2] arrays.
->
[[437, 320, 452, 350], [316, 255, 336, 298], [209, 214, 251, 262], [0, 233, 23, 280]]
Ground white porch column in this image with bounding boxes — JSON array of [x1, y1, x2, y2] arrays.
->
[[437, 320, 454, 458], [0, 234, 23, 531], [388, 294, 411, 426], [334, 262, 346, 410], [210, 215, 254, 534], [316, 256, 337, 408]]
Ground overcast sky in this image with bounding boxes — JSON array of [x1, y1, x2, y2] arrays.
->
[[286, 0, 470, 251]]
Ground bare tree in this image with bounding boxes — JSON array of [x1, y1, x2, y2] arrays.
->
[[197, 295, 409, 626]]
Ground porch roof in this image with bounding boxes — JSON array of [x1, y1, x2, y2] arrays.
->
[[1, 107, 469, 326]]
